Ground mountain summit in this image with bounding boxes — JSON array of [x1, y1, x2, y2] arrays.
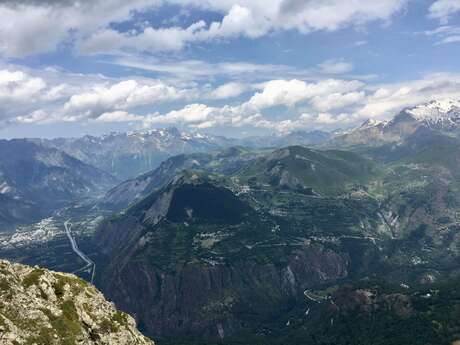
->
[[333, 99, 460, 146], [405, 99, 460, 130]]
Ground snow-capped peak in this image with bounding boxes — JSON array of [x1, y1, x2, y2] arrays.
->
[[404, 99, 460, 130], [406, 99, 460, 120]]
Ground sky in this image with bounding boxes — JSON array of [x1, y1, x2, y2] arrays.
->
[[0, 0, 460, 139]]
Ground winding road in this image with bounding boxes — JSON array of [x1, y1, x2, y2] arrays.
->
[[64, 220, 96, 284], [304, 290, 328, 303]]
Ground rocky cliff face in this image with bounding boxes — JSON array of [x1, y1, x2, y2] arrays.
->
[[0, 260, 153, 345], [101, 247, 348, 340]]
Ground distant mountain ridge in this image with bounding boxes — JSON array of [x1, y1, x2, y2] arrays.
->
[[27, 98, 460, 180], [332, 98, 460, 147], [31, 128, 241, 180], [0, 139, 116, 229], [101, 147, 263, 211], [27, 127, 331, 180]]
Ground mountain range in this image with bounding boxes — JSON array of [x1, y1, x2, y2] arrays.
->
[[2, 99, 460, 344], [30, 127, 332, 181], [89, 99, 460, 343], [31, 128, 241, 180]]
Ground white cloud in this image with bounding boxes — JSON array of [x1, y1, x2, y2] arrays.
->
[[140, 73, 460, 132], [3, 63, 460, 135], [78, 3, 270, 55], [113, 58, 290, 81], [144, 103, 228, 127], [94, 111, 144, 123], [78, 21, 207, 55], [0, 66, 202, 126], [311, 91, 366, 111], [15, 110, 55, 125], [0, 69, 50, 126], [276, 0, 408, 31], [0, 1, 160, 57], [0, 70, 46, 103], [319, 59, 354, 74], [423, 25, 460, 45], [301, 112, 358, 125], [429, 0, 460, 23], [244, 79, 363, 111], [63, 79, 193, 119], [357, 72, 460, 118], [185, 0, 408, 33], [142, 78, 368, 131], [198, 4, 271, 39], [209, 82, 251, 99], [441, 35, 460, 43], [0, 0, 410, 57]]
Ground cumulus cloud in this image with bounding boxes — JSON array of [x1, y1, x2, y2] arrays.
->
[[63, 79, 192, 119], [0, 69, 49, 126], [145, 103, 218, 125], [78, 21, 207, 55], [0, 1, 164, 57], [311, 91, 366, 111], [0, 0, 409, 57], [14, 110, 55, 125], [191, 0, 408, 33], [141, 73, 460, 132], [78, 3, 270, 55], [0, 70, 46, 102], [358, 72, 460, 118], [0, 66, 203, 126], [209, 82, 252, 99], [141, 78, 368, 132], [3, 63, 460, 134], [277, 0, 407, 30], [94, 111, 144, 123], [243, 79, 363, 111], [82, 0, 409, 55]]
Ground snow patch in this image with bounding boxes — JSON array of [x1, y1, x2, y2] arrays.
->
[[406, 99, 460, 128]]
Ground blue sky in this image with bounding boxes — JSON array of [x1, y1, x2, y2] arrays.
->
[[0, 0, 460, 138]]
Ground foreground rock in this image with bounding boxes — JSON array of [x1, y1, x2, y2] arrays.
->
[[0, 260, 153, 345]]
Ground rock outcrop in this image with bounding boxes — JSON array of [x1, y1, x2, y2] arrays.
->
[[0, 260, 153, 345]]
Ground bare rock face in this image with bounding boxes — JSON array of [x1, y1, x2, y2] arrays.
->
[[102, 248, 349, 339], [0, 260, 153, 345]]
